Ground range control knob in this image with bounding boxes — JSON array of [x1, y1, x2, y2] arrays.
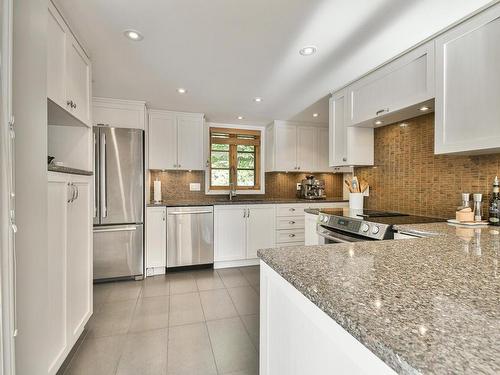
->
[[372, 225, 380, 234], [361, 223, 370, 232], [319, 215, 324, 222], [323, 216, 329, 223]]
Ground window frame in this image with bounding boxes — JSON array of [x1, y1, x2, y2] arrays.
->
[[209, 127, 261, 191]]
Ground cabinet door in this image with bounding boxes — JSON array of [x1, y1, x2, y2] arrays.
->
[[214, 206, 247, 261], [329, 92, 373, 167], [246, 205, 275, 259], [315, 127, 330, 172], [146, 207, 166, 268], [347, 42, 434, 127], [296, 126, 315, 172], [67, 179, 92, 344], [66, 34, 91, 126], [177, 114, 204, 170], [275, 124, 297, 171], [47, 179, 69, 374], [435, 5, 500, 154], [148, 112, 177, 169], [47, 3, 67, 108]]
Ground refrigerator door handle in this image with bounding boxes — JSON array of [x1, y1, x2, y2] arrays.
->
[[93, 131, 98, 218], [93, 225, 137, 233], [100, 132, 107, 218]]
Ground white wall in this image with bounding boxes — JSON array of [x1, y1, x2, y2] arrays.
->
[[13, 0, 48, 374]]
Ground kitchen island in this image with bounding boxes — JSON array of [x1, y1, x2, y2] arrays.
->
[[258, 223, 499, 374]]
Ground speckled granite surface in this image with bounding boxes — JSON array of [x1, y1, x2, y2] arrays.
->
[[147, 197, 347, 207], [258, 223, 500, 374]]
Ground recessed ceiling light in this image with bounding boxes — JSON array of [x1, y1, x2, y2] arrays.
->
[[312, 113, 319, 118], [299, 45, 317, 56], [419, 106, 430, 111], [124, 29, 143, 41], [375, 120, 383, 125], [253, 97, 263, 102], [237, 116, 244, 120], [177, 88, 187, 94]]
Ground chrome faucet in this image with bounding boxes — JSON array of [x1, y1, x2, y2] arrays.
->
[[229, 182, 237, 201]]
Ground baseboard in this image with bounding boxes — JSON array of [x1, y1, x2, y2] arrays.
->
[[214, 258, 259, 269]]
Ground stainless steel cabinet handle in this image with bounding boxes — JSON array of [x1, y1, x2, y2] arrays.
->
[[100, 132, 107, 217], [67, 183, 75, 203], [289, 221, 295, 224], [93, 132, 98, 218], [375, 108, 389, 116], [297, 166, 300, 170], [289, 208, 295, 212], [289, 234, 296, 238], [178, 164, 181, 168], [247, 208, 250, 218], [342, 157, 347, 162], [243, 209, 246, 218], [72, 102, 77, 109], [74, 184, 79, 201], [93, 226, 137, 233], [169, 210, 212, 215], [66, 100, 72, 107]]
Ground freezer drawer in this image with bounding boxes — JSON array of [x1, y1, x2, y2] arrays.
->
[[167, 207, 214, 267], [93, 224, 143, 280]]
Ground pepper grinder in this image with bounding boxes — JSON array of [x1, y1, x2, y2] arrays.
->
[[473, 193, 483, 222]]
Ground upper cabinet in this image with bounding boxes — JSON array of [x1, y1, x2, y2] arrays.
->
[[346, 41, 435, 128], [93, 98, 146, 129], [266, 121, 332, 172], [47, 2, 91, 127], [435, 4, 500, 154], [148, 110, 205, 170], [329, 91, 374, 167]]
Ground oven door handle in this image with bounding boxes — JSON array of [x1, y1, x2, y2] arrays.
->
[[316, 228, 352, 243]]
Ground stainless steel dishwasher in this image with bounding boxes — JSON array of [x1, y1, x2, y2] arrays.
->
[[167, 206, 214, 268]]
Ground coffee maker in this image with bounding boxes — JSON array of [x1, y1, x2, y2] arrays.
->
[[299, 175, 326, 200]]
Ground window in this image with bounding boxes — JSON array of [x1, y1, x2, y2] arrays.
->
[[210, 127, 261, 190]]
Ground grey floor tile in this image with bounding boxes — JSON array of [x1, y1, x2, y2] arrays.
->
[[87, 299, 137, 338], [142, 275, 170, 298], [169, 292, 204, 327], [239, 267, 260, 285], [116, 329, 168, 375], [195, 271, 225, 291], [129, 295, 169, 333], [93, 283, 112, 313], [199, 289, 238, 321], [240, 314, 259, 350], [167, 323, 217, 375], [217, 268, 249, 288], [169, 277, 198, 295], [206, 317, 258, 374], [106, 280, 142, 302], [64, 335, 125, 375], [227, 286, 259, 316]]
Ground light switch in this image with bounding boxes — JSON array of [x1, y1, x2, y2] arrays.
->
[[296, 183, 301, 191], [190, 183, 201, 191]]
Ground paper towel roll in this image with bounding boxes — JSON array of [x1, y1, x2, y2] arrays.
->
[[154, 180, 162, 203]]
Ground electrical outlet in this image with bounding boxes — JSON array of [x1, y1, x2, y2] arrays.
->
[[296, 183, 301, 191], [189, 183, 201, 191]]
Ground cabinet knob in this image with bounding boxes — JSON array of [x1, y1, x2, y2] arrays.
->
[[289, 234, 296, 238], [72, 102, 77, 109], [289, 208, 295, 212], [289, 221, 295, 224], [66, 100, 72, 107], [342, 157, 347, 162]]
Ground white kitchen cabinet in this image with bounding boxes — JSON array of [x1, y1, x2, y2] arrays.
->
[[146, 207, 166, 275], [267, 121, 332, 172], [246, 205, 276, 259], [305, 212, 319, 246], [47, 172, 92, 375], [92, 98, 146, 129], [329, 91, 374, 167], [346, 41, 434, 128], [435, 4, 500, 154], [214, 204, 275, 267], [47, 1, 91, 127], [148, 110, 205, 170]]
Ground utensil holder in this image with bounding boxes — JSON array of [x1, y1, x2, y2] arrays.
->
[[349, 193, 364, 209]]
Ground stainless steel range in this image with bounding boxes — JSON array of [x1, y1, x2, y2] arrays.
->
[[316, 208, 443, 244]]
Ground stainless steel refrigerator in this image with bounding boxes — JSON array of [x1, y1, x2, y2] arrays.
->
[[93, 126, 144, 281]]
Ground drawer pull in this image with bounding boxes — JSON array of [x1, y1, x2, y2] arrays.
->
[[289, 221, 296, 224], [289, 208, 295, 212], [289, 234, 296, 238]]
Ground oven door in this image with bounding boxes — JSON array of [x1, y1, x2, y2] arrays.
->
[[316, 224, 372, 244]]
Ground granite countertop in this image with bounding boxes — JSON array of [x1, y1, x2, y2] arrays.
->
[[258, 222, 500, 374], [48, 165, 93, 176], [147, 197, 347, 207]]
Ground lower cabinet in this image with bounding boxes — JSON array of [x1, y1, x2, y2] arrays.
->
[[145, 206, 166, 275], [48, 172, 92, 375], [214, 204, 275, 267]]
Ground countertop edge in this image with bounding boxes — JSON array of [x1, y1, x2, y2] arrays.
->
[[147, 198, 348, 207]]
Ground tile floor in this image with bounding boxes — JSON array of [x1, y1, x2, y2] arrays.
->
[[63, 266, 260, 375]]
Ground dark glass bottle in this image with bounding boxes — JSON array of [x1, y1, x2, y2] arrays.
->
[[489, 176, 500, 226]]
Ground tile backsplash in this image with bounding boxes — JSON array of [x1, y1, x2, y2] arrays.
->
[[355, 113, 500, 218], [148, 170, 344, 201]]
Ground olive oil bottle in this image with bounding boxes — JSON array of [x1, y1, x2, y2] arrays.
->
[[489, 176, 500, 226]]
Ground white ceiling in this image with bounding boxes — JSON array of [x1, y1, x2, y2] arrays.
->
[[55, 0, 493, 125]]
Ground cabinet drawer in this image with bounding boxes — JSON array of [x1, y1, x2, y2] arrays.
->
[[276, 204, 307, 217], [276, 216, 305, 230], [276, 229, 305, 244], [276, 241, 305, 248]]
